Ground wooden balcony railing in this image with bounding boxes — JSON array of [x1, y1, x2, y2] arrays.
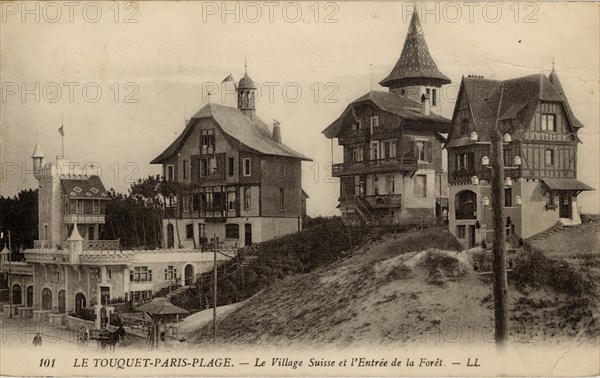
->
[[332, 157, 417, 177]]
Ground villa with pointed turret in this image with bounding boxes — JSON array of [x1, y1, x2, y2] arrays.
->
[[322, 10, 451, 224], [151, 67, 312, 249]]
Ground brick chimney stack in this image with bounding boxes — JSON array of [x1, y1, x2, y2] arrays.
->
[[272, 120, 282, 143]]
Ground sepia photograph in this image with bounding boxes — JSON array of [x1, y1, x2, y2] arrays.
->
[[0, 1, 598, 376]]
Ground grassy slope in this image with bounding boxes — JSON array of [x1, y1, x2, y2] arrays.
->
[[189, 224, 599, 346]]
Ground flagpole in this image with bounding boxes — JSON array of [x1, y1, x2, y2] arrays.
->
[[61, 116, 64, 159]]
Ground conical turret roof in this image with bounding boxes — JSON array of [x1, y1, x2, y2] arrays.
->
[[31, 141, 45, 158], [380, 10, 450, 88]]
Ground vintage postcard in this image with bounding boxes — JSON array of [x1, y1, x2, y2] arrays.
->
[[0, 1, 598, 376]]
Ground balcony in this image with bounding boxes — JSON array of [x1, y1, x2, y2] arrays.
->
[[341, 194, 403, 209], [63, 214, 105, 224], [0, 261, 34, 275], [332, 157, 417, 177], [83, 239, 120, 251]]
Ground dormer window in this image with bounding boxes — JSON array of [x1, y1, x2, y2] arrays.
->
[[541, 114, 556, 131]]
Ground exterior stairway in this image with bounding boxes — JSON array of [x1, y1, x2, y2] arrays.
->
[[528, 223, 565, 242], [166, 285, 191, 301]]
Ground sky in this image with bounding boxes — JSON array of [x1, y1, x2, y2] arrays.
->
[[1, 1, 598, 216]]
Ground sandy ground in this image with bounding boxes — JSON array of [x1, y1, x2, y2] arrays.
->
[[189, 230, 599, 348]]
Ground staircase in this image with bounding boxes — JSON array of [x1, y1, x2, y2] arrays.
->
[[351, 196, 375, 224], [528, 223, 565, 241], [166, 285, 191, 301]]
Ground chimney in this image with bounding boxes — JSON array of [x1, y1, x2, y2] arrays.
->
[[420, 93, 430, 115], [272, 120, 282, 143]]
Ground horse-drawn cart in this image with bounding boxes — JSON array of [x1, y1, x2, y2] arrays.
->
[[78, 326, 120, 350]]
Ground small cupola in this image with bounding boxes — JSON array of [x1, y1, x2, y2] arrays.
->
[[237, 61, 257, 121]]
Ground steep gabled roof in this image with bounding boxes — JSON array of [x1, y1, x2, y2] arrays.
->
[[322, 91, 450, 139], [446, 72, 582, 148], [380, 11, 450, 88], [61, 175, 109, 200], [549, 67, 584, 129], [151, 103, 311, 164]]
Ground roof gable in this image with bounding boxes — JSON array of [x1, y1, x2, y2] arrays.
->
[[447, 72, 583, 147], [151, 103, 311, 164], [322, 91, 450, 139]]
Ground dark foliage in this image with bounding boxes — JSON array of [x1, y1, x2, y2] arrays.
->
[[0, 189, 38, 255], [191, 217, 376, 310]]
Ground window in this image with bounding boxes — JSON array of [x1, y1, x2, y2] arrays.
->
[[198, 224, 206, 240], [370, 116, 379, 128], [541, 114, 556, 131], [352, 146, 363, 162], [545, 149, 554, 166], [203, 192, 214, 210], [457, 225, 466, 239], [166, 165, 175, 181], [370, 141, 379, 160], [243, 158, 251, 176], [383, 140, 396, 159], [431, 88, 437, 106], [64, 197, 70, 214], [279, 188, 285, 211], [76, 199, 84, 213], [182, 194, 190, 212], [244, 187, 251, 210], [503, 149, 512, 167], [191, 193, 200, 212], [185, 224, 193, 240], [386, 175, 395, 194], [200, 130, 215, 153], [414, 175, 427, 198], [227, 191, 236, 211], [108, 269, 112, 279], [200, 158, 216, 177], [505, 188, 512, 207], [164, 266, 176, 280], [279, 163, 284, 177], [456, 153, 474, 171], [416, 141, 426, 161], [546, 192, 555, 207], [225, 224, 240, 239], [130, 266, 152, 282], [374, 175, 379, 195], [228, 157, 235, 176], [93, 200, 100, 214]]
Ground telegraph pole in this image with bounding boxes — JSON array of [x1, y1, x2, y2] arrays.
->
[[213, 233, 217, 347], [490, 88, 508, 346], [8, 230, 12, 319]]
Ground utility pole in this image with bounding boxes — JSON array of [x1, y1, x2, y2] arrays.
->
[[490, 88, 508, 346], [213, 233, 217, 347], [8, 230, 12, 319]]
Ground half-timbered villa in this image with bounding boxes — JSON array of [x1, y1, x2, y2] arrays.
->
[[446, 68, 594, 248]]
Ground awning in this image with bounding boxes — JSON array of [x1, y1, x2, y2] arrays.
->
[[542, 179, 594, 192]]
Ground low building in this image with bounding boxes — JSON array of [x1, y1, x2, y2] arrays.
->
[[445, 69, 594, 248], [1, 146, 231, 319]]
